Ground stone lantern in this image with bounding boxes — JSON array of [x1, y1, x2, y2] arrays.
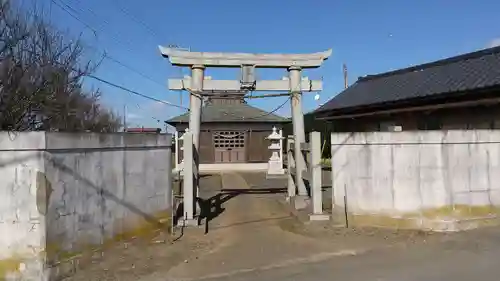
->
[[266, 127, 285, 175]]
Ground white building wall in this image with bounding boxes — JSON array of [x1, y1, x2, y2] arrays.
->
[[331, 130, 500, 231]]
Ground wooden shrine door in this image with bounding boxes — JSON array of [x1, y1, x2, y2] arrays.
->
[[213, 131, 246, 163]]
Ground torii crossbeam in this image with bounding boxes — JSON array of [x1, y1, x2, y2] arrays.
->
[[160, 46, 332, 225], [161, 47, 330, 92], [159, 47, 332, 68]]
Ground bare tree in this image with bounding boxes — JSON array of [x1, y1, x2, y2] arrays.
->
[[0, 0, 121, 132]]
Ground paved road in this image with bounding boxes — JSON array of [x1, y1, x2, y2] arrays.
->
[[208, 229, 500, 281]]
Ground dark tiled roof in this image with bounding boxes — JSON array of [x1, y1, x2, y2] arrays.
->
[[166, 102, 289, 124], [316, 46, 500, 113]]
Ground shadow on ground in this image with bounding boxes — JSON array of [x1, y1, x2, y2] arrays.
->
[[198, 187, 287, 233]]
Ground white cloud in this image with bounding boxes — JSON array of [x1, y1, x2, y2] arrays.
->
[[487, 38, 500, 48], [151, 100, 164, 108], [154, 99, 171, 106], [126, 113, 142, 120], [148, 99, 177, 113]]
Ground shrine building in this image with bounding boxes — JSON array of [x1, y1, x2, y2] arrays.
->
[[166, 91, 290, 172]]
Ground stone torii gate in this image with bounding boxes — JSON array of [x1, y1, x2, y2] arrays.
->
[[160, 46, 331, 224]]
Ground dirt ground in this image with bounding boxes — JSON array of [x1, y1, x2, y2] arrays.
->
[[209, 226, 500, 281], [63, 175, 223, 281], [241, 173, 446, 249], [63, 172, 490, 281]]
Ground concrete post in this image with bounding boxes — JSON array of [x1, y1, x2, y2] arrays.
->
[[180, 131, 197, 226], [286, 136, 296, 199], [165, 140, 173, 207], [279, 129, 284, 169], [174, 130, 179, 171], [289, 66, 308, 196], [178, 128, 188, 174], [309, 132, 329, 221]]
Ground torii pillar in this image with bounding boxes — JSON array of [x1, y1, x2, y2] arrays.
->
[[189, 65, 204, 208], [160, 47, 331, 222], [289, 66, 307, 195], [189, 65, 204, 151]]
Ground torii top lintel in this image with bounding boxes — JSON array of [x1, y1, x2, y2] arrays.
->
[[159, 46, 332, 69]]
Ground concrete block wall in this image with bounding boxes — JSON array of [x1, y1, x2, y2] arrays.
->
[[331, 130, 500, 231], [0, 132, 173, 280], [0, 132, 47, 280]]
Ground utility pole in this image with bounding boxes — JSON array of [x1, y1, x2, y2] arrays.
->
[[123, 104, 127, 132], [343, 63, 348, 89]]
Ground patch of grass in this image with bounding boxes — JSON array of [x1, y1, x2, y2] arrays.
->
[[320, 158, 331, 167]]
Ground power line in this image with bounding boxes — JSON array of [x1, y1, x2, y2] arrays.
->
[[242, 97, 290, 120], [102, 54, 167, 88], [76, 42, 167, 89], [53, 0, 192, 115], [207, 96, 290, 122], [244, 92, 290, 99], [7, 1, 188, 131], [86, 74, 189, 110], [51, 0, 290, 120], [60, 0, 137, 50], [107, 0, 166, 41], [51, 0, 140, 66], [14, 46, 185, 111], [55, 0, 180, 90], [50, 0, 97, 36], [50, 0, 169, 91]]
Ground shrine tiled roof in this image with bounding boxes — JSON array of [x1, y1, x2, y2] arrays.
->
[[166, 101, 290, 124]]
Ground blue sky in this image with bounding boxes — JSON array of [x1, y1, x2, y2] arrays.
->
[[20, 0, 500, 130]]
